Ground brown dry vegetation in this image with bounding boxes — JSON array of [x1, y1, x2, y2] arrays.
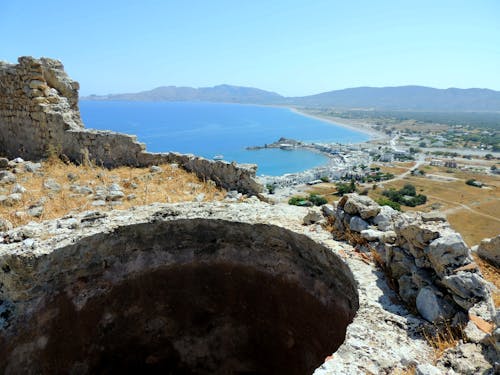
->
[[0, 159, 225, 228], [369, 165, 500, 247]]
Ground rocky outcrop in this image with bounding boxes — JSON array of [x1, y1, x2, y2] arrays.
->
[[476, 235, 500, 267], [0, 57, 262, 195], [323, 194, 498, 354]]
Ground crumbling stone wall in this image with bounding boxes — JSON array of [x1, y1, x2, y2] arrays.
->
[[0, 57, 262, 195], [323, 194, 499, 351]]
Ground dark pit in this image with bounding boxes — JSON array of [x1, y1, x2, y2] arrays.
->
[[0, 218, 359, 374]]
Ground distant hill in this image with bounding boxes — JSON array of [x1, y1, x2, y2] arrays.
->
[[289, 86, 500, 111], [83, 85, 500, 112], [83, 84, 283, 104]]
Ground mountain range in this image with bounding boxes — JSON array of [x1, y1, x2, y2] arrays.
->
[[82, 85, 500, 112]]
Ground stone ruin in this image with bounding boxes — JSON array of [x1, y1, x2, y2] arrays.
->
[[0, 57, 262, 195], [0, 56, 499, 373]]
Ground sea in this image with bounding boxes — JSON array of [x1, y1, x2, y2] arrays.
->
[[79, 101, 370, 176]]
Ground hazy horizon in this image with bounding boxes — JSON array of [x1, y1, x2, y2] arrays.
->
[[2, 1, 499, 96]]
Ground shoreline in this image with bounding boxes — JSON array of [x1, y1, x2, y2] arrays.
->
[[288, 107, 387, 141]]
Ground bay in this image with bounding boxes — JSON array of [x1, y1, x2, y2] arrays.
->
[[79, 101, 370, 176]]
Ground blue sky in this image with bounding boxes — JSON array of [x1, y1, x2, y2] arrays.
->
[[1, 0, 499, 96]]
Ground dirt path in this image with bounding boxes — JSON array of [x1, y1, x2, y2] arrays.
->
[[432, 195, 500, 222]]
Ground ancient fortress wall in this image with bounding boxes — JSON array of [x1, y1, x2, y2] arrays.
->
[[0, 57, 262, 195]]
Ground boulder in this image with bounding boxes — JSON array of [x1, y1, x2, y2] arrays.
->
[[397, 223, 440, 250], [416, 286, 456, 323], [349, 216, 369, 232], [426, 232, 471, 276], [442, 272, 490, 301], [372, 205, 399, 231], [360, 229, 384, 242], [476, 235, 500, 267], [421, 211, 447, 223], [0, 158, 9, 168], [342, 194, 380, 219]]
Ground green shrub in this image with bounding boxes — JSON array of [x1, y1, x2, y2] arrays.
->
[[335, 180, 356, 195], [376, 197, 401, 211], [320, 176, 330, 183], [288, 196, 309, 206], [288, 193, 327, 207], [308, 193, 328, 206], [266, 184, 276, 194]]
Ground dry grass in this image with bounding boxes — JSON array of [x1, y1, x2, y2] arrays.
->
[[367, 167, 500, 247], [472, 253, 500, 307], [422, 323, 465, 361], [0, 159, 225, 228]]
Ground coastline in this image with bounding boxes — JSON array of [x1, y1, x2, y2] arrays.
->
[[288, 107, 387, 141]]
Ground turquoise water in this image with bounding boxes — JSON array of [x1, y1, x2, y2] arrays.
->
[[79, 101, 369, 176]]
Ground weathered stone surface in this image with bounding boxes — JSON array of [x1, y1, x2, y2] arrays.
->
[[0, 57, 263, 195], [436, 343, 493, 374], [421, 211, 447, 223], [349, 216, 369, 232], [27, 205, 43, 217], [426, 232, 471, 276], [0, 171, 16, 184], [342, 194, 380, 219], [0, 202, 442, 374], [43, 178, 61, 192], [303, 208, 324, 225], [416, 363, 441, 375], [372, 205, 399, 231], [397, 222, 440, 250], [476, 235, 500, 267], [416, 286, 456, 323], [360, 228, 384, 242], [23, 161, 41, 173], [11, 183, 26, 194], [0, 218, 13, 231], [442, 272, 490, 301]]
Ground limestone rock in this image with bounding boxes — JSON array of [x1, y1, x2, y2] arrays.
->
[[421, 211, 447, 223], [372, 205, 399, 231], [436, 343, 493, 374], [341, 194, 380, 219], [426, 232, 471, 276], [442, 271, 490, 301], [0, 218, 13, 232], [27, 205, 43, 218], [0, 171, 16, 184], [149, 165, 162, 173], [397, 223, 440, 250], [349, 216, 369, 232], [476, 235, 500, 267], [43, 178, 61, 192], [416, 286, 456, 323], [360, 228, 384, 242], [24, 161, 42, 173], [303, 208, 323, 225], [0, 158, 9, 168], [11, 183, 26, 194], [194, 193, 205, 203], [416, 363, 441, 375]]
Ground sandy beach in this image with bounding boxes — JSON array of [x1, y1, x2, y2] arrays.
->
[[288, 107, 388, 142]]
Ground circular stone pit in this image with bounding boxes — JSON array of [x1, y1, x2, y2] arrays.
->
[[0, 215, 359, 374]]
